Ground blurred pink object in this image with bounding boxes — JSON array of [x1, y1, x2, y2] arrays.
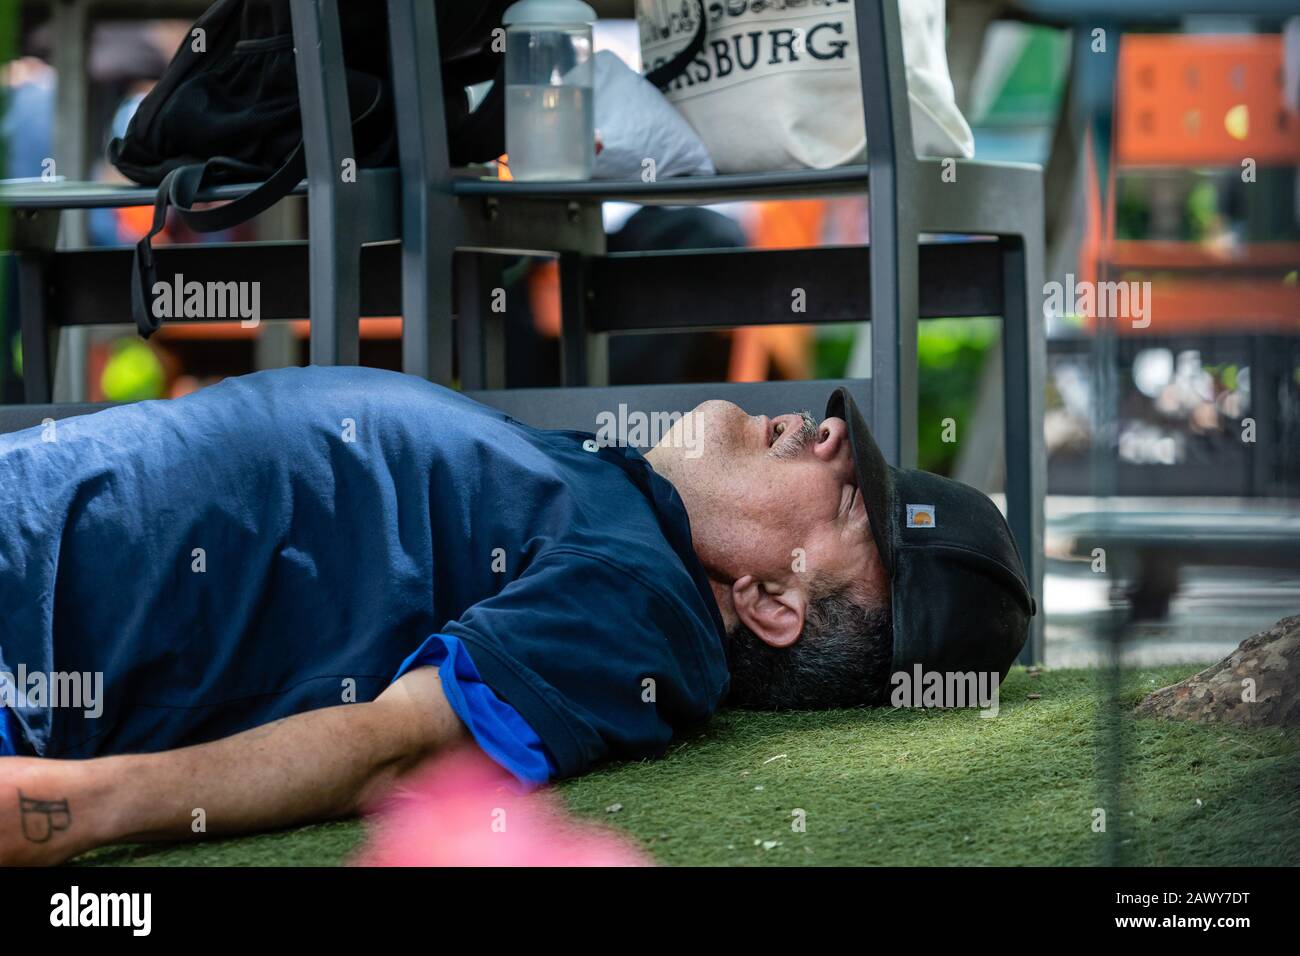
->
[[354, 747, 651, 867]]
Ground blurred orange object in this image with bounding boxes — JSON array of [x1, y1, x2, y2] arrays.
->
[[115, 204, 157, 243], [1116, 34, 1300, 166], [729, 200, 826, 382], [529, 258, 562, 339], [150, 318, 402, 340]]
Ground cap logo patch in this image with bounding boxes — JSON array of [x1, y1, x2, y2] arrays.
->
[[906, 504, 936, 528]]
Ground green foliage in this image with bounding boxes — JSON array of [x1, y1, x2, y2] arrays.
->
[[916, 319, 998, 474], [815, 319, 997, 475], [812, 325, 855, 381], [1185, 179, 1220, 241]]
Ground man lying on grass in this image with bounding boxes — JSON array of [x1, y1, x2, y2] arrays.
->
[[0, 367, 1032, 865]]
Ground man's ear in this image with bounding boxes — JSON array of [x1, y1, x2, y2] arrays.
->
[[731, 574, 807, 648]]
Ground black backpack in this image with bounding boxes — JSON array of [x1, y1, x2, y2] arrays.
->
[[109, 0, 511, 338]]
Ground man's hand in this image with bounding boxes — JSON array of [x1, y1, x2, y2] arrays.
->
[[0, 666, 466, 865]]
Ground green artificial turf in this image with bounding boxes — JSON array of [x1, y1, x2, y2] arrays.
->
[[75, 665, 1300, 867]]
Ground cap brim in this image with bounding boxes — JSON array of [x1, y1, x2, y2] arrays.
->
[[825, 387, 898, 582]]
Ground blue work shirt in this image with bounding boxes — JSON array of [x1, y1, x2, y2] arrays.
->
[[0, 704, 18, 757], [0, 367, 729, 780], [393, 632, 554, 786]]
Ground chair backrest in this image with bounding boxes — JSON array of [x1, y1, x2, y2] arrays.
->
[[0, 403, 112, 434]]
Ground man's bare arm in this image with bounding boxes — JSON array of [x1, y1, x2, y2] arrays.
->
[[0, 666, 466, 865]]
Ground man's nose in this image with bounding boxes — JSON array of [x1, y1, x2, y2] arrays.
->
[[813, 417, 850, 468]]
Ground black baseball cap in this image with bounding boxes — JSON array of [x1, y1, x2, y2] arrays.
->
[[826, 387, 1035, 682]]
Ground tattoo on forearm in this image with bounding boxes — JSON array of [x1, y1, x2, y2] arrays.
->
[[18, 789, 71, 843]]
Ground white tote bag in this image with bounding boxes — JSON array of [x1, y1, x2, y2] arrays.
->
[[636, 0, 974, 173]]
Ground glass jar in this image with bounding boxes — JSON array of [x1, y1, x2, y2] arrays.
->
[[502, 0, 597, 181]]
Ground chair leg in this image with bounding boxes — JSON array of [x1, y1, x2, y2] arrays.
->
[[856, 0, 919, 468], [456, 252, 509, 391], [17, 254, 54, 404], [1000, 235, 1046, 664], [559, 252, 607, 387], [387, 0, 456, 386], [291, 0, 361, 366], [305, 205, 361, 366], [412, 238, 455, 385]]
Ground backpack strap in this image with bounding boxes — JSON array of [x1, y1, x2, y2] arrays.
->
[[130, 146, 305, 337], [130, 74, 386, 337], [644, 0, 707, 89]]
